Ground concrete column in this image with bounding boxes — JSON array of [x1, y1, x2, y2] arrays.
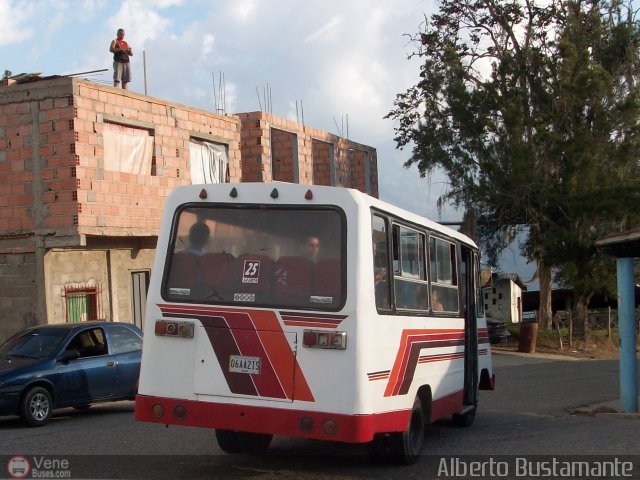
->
[[616, 257, 638, 412], [30, 100, 48, 324]]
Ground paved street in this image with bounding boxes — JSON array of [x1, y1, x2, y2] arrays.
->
[[1, 352, 639, 479]]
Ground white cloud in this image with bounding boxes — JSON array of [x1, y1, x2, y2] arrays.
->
[[304, 15, 343, 44], [106, 1, 172, 47], [201, 33, 215, 59], [231, 0, 257, 22], [0, 0, 36, 47]]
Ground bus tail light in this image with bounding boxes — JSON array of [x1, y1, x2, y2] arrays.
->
[[302, 330, 346, 350], [155, 320, 194, 338]]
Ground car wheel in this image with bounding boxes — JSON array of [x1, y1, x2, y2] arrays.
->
[[20, 386, 53, 427]]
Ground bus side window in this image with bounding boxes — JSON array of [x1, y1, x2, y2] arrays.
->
[[372, 215, 390, 310], [393, 224, 428, 311], [429, 237, 459, 312]]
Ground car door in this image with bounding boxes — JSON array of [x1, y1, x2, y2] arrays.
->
[[57, 327, 118, 404], [105, 325, 143, 398]]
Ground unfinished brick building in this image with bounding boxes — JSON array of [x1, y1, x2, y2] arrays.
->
[[0, 77, 378, 338], [238, 112, 378, 196]]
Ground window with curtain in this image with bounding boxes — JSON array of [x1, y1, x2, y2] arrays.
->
[[189, 139, 229, 184], [103, 122, 154, 174]]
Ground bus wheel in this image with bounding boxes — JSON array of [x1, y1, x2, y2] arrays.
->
[[237, 432, 273, 454], [391, 396, 425, 464], [215, 429, 242, 454], [452, 405, 476, 427]]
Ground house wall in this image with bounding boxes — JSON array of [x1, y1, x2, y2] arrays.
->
[[45, 249, 111, 324], [237, 111, 378, 197], [0, 78, 242, 336], [0, 253, 36, 340], [44, 245, 155, 326], [0, 77, 241, 239], [271, 128, 297, 182], [108, 248, 155, 325], [312, 140, 333, 186], [484, 280, 523, 323]]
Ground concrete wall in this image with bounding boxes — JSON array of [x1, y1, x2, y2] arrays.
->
[[108, 248, 155, 324], [45, 250, 111, 324], [44, 246, 155, 326], [484, 280, 523, 323], [0, 253, 37, 340]]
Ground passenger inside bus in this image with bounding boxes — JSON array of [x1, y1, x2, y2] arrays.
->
[[167, 222, 211, 290], [431, 289, 444, 311], [301, 235, 321, 263], [185, 221, 210, 255]]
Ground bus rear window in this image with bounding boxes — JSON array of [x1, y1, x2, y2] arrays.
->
[[163, 206, 345, 310]]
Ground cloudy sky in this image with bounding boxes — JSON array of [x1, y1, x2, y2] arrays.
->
[[0, 0, 535, 282]]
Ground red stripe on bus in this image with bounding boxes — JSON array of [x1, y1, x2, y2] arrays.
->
[[384, 329, 465, 397], [157, 304, 315, 402], [200, 316, 259, 397]]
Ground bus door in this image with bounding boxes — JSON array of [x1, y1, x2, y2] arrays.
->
[[460, 245, 478, 406]]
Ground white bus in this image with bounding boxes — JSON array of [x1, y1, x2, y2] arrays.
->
[[135, 182, 494, 463]]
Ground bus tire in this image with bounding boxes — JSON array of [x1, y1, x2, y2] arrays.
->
[[391, 396, 425, 464], [215, 429, 242, 454], [237, 432, 273, 454], [452, 406, 476, 427], [367, 433, 394, 463]]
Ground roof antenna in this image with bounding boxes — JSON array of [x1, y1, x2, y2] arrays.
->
[[256, 86, 263, 111]]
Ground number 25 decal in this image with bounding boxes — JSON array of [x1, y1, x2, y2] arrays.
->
[[244, 262, 259, 276], [242, 260, 261, 283]]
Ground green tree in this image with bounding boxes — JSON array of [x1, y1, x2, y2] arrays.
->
[[387, 0, 640, 330]]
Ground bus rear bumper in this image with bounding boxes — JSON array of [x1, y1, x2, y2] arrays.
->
[[134, 394, 411, 443]]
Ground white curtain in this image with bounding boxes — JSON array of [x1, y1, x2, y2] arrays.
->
[[103, 122, 154, 174], [189, 139, 229, 184]]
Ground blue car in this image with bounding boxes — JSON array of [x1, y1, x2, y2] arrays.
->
[[0, 321, 142, 427]]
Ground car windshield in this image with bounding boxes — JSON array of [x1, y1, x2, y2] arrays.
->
[[0, 328, 69, 359]]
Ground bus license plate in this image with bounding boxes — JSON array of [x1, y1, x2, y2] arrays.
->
[[229, 355, 261, 374]]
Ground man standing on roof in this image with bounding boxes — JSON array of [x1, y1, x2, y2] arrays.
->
[[110, 28, 132, 89]]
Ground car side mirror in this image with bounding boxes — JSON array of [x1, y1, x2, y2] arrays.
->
[[58, 350, 81, 362]]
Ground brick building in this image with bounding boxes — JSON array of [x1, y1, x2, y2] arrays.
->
[[0, 77, 378, 338], [238, 111, 378, 195]]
